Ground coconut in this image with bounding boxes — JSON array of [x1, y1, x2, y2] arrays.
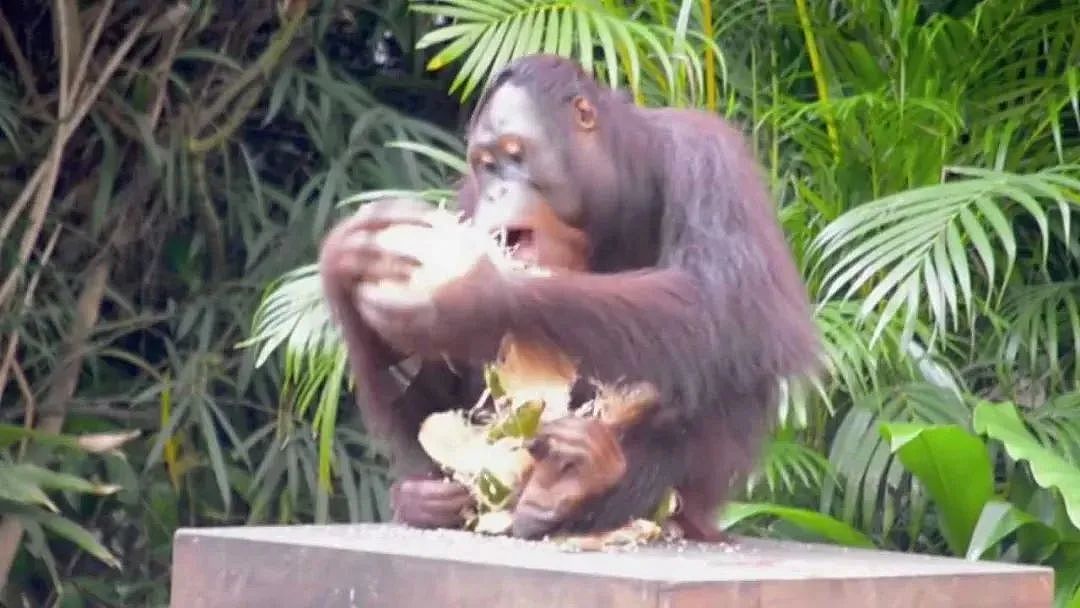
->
[[357, 208, 549, 307], [415, 336, 680, 550]]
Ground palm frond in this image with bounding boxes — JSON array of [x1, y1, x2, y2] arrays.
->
[[244, 264, 338, 370], [1025, 392, 1080, 466], [813, 299, 920, 400], [997, 281, 1080, 390], [748, 436, 833, 500], [811, 166, 1080, 345], [411, 0, 718, 105]]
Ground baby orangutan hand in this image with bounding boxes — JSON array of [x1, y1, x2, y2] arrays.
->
[[390, 473, 476, 529]]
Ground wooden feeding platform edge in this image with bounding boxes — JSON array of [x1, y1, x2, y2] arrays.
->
[[170, 523, 1053, 607]]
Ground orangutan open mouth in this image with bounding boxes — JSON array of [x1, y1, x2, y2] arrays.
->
[[495, 227, 538, 262], [503, 227, 533, 248]]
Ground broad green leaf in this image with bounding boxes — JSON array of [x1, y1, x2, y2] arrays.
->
[[719, 502, 875, 548], [483, 364, 507, 400], [1067, 575, 1080, 608], [650, 488, 679, 523], [966, 499, 1060, 561], [1050, 543, 1080, 608], [973, 401, 1080, 530], [879, 423, 994, 556], [476, 469, 514, 509]]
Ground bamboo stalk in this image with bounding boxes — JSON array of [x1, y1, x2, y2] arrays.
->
[[700, 0, 716, 111], [0, 13, 147, 310], [793, 0, 839, 161]]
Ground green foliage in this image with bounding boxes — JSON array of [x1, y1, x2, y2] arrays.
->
[[811, 167, 1080, 345], [5, 0, 1080, 605], [873, 402, 1080, 606], [410, 0, 720, 105], [747, 435, 833, 499], [248, 1, 1080, 604], [973, 402, 1080, 531], [0, 427, 141, 594], [721, 501, 875, 548], [879, 423, 995, 556], [1, 1, 460, 605]]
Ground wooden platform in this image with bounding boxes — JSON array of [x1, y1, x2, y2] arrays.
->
[[170, 523, 1053, 607]]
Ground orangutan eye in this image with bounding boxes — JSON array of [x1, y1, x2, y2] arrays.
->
[[501, 136, 524, 162], [477, 149, 497, 172]]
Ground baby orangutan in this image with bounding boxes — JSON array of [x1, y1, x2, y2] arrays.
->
[[510, 381, 672, 544], [411, 335, 680, 548]]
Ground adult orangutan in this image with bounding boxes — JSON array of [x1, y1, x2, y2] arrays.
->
[[318, 54, 820, 541]]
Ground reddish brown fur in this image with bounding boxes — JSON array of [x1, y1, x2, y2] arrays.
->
[[320, 54, 820, 539]]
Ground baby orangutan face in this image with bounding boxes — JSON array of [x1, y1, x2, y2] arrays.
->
[[510, 416, 628, 540]]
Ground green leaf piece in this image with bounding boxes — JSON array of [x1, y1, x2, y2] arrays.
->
[[880, 422, 995, 556], [486, 401, 544, 441]]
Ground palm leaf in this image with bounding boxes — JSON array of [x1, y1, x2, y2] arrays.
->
[[411, 0, 714, 104], [998, 281, 1080, 389], [811, 166, 1080, 345], [1025, 392, 1080, 466], [748, 436, 832, 499], [244, 264, 338, 370], [813, 299, 918, 400]]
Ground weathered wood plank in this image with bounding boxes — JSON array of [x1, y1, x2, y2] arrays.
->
[[170, 523, 1053, 608]]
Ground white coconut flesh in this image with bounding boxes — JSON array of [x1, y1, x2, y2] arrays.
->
[[355, 209, 545, 308]]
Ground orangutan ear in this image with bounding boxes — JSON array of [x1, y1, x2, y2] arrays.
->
[[572, 96, 597, 131]]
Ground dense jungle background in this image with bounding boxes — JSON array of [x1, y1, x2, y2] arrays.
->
[[1, 0, 1079, 606]]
